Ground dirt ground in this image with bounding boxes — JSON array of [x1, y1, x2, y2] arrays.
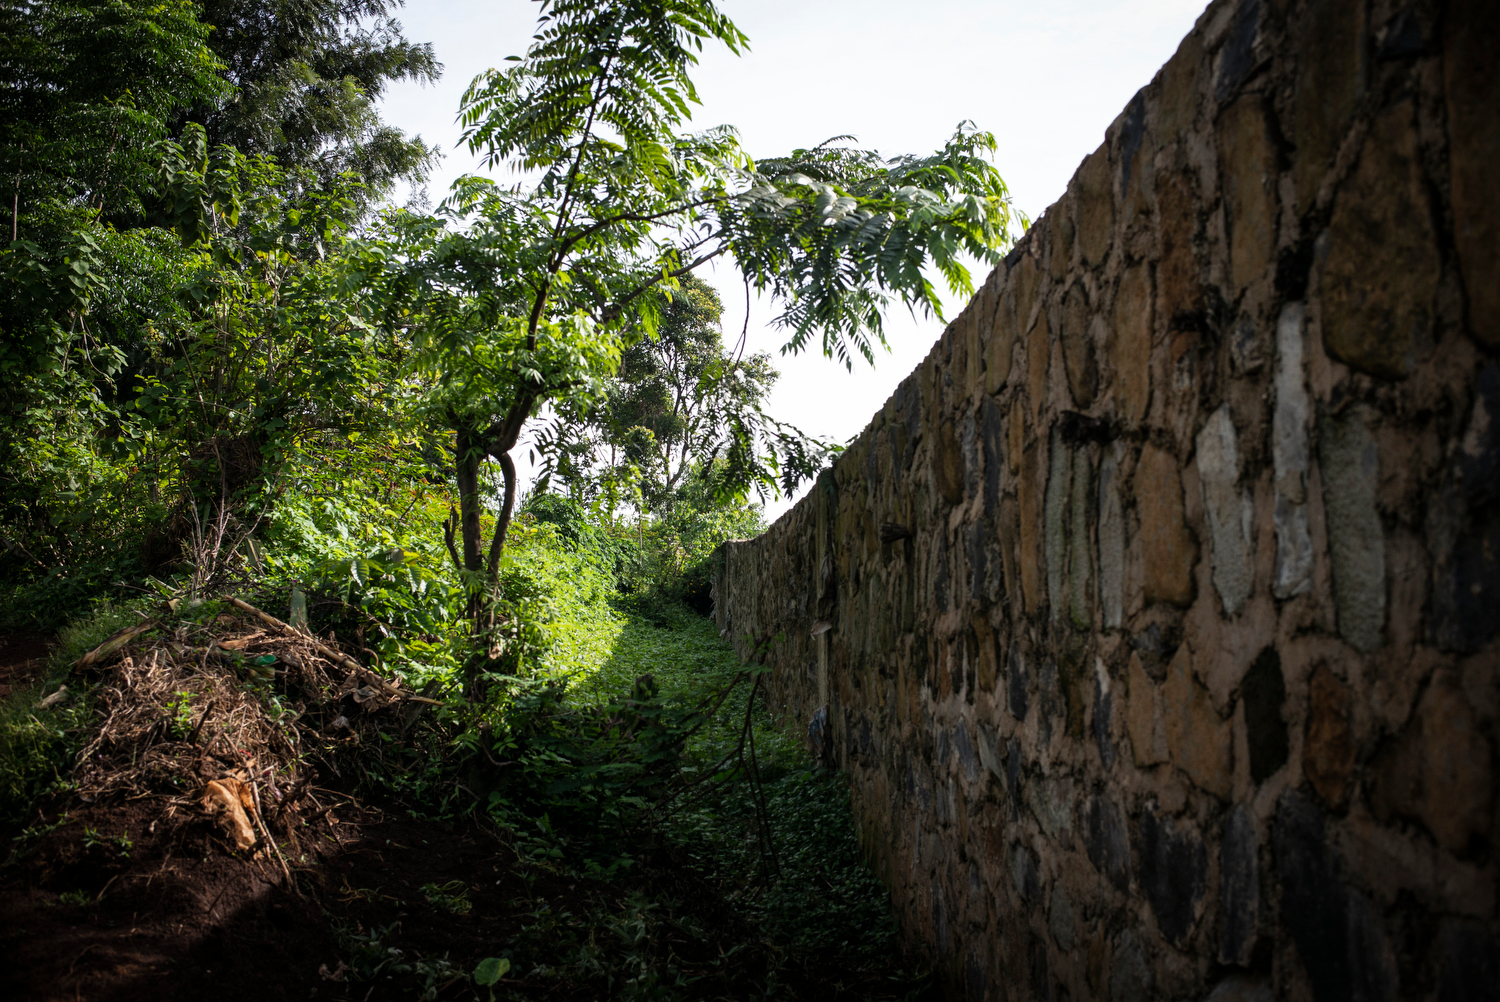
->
[[0, 632, 51, 700]]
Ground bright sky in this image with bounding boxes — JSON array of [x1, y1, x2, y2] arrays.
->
[[377, 0, 1209, 521]]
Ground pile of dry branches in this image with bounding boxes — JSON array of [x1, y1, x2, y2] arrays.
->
[[66, 596, 439, 867]]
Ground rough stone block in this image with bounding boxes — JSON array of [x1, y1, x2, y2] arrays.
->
[[1203, 976, 1273, 1002], [1028, 313, 1052, 419], [1373, 669, 1493, 856], [1061, 286, 1098, 408], [1304, 665, 1354, 808], [1292, 0, 1364, 218], [1218, 806, 1259, 966], [1093, 657, 1116, 768], [1019, 445, 1042, 614], [1126, 652, 1166, 766], [1085, 793, 1131, 891], [1197, 405, 1254, 616], [1163, 646, 1232, 799], [1110, 930, 1151, 1002], [1318, 406, 1386, 652], [987, 280, 1016, 395], [936, 418, 965, 505], [1136, 804, 1207, 946], [1157, 28, 1201, 142], [1098, 447, 1125, 629], [1050, 207, 1075, 280], [1444, 0, 1500, 346], [1112, 265, 1153, 428], [1049, 883, 1077, 953], [1137, 444, 1198, 606], [1272, 302, 1314, 598], [1241, 646, 1288, 786], [1156, 170, 1201, 319], [1069, 448, 1094, 630], [1219, 96, 1277, 293], [1046, 429, 1071, 623], [1077, 145, 1115, 268], [1320, 100, 1439, 379]]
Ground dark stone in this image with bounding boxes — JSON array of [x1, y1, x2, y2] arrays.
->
[[954, 722, 978, 782], [1058, 410, 1115, 445], [1030, 932, 1052, 1002], [1010, 841, 1041, 903], [932, 876, 948, 951], [1008, 642, 1030, 721], [1130, 622, 1180, 676], [1120, 90, 1148, 192], [1242, 647, 1289, 784], [966, 950, 988, 1002], [935, 722, 951, 770], [1277, 239, 1316, 300], [1346, 890, 1397, 1002], [1275, 790, 1353, 1002], [807, 705, 831, 764], [1110, 930, 1152, 1002], [983, 396, 1003, 521], [966, 522, 989, 609], [1434, 364, 1500, 652], [1136, 805, 1207, 945], [1438, 921, 1500, 1002], [1093, 668, 1116, 768], [1004, 241, 1028, 270], [1377, 8, 1425, 59], [1039, 657, 1062, 735], [1220, 805, 1259, 965], [1085, 793, 1131, 890], [1006, 737, 1024, 821], [936, 532, 952, 613], [1216, 0, 1263, 104]]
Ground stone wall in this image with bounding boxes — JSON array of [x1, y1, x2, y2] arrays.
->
[[712, 0, 1498, 997]]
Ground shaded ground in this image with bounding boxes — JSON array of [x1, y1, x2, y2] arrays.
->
[[0, 632, 50, 700], [2, 794, 925, 1001]]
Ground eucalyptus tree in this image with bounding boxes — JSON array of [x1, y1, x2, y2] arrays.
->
[[369, 0, 1025, 667]]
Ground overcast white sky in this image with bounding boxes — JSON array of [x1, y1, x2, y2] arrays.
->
[[376, 0, 1208, 521]]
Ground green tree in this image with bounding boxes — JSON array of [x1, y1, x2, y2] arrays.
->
[[186, 0, 441, 208], [367, 0, 1025, 671], [548, 275, 778, 513]]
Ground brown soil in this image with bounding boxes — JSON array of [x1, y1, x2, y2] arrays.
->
[[1, 794, 915, 1001]]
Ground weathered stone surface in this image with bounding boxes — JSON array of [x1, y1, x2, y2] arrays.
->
[[1137, 804, 1207, 945], [1098, 447, 1125, 629], [936, 419, 965, 505], [1320, 100, 1439, 379], [1028, 314, 1051, 418], [712, 6, 1492, 998], [1077, 145, 1114, 268], [1069, 448, 1094, 629], [1318, 406, 1386, 652], [1046, 429, 1070, 623], [1204, 975, 1273, 1002], [1219, 96, 1277, 292], [1373, 669, 1493, 856], [1156, 170, 1201, 318], [1110, 930, 1151, 1002], [1445, 0, 1500, 346], [1085, 793, 1131, 891], [1050, 207, 1075, 280], [1196, 405, 1254, 616], [1112, 265, 1153, 427], [1049, 883, 1077, 953], [1163, 646, 1232, 799], [1061, 286, 1098, 408], [1292, 0, 1364, 217], [1275, 790, 1352, 1002], [1137, 444, 1198, 606], [1125, 653, 1164, 766], [1218, 806, 1258, 966], [1020, 445, 1042, 614], [1241, 647, 1287, 785], [1304, 665, 1354, 808], [1272, 302, 1314, 598], [1214, 0, 1262, 104]]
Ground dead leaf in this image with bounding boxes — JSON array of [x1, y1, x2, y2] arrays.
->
[[200, 777, 258, 849], [76, 623, 154, 669], [36, 685, 68, 709]]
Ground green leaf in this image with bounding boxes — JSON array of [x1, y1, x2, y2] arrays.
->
[[474, 956, 510, 986]]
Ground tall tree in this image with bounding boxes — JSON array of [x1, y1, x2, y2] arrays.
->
[[367, 0, 1026, 673], [188, 0, 441, 206]]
